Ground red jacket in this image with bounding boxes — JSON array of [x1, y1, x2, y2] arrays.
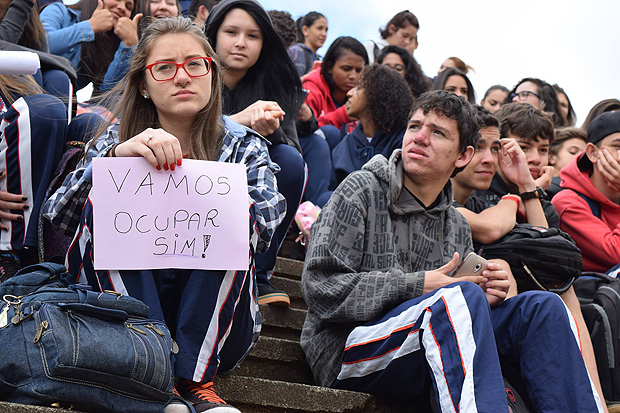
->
[[302, 68, 350, 129], [552, 155, 620, 273]]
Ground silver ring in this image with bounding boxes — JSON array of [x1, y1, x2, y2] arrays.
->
[[146, 134, 154, 145]]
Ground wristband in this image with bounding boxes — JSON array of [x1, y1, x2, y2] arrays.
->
[[108, 143, 120, 157], [501, 194, 520, 210], [519, 186, 546, 201]]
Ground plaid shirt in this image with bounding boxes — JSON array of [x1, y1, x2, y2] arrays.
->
[[42, 116, 286, 253]]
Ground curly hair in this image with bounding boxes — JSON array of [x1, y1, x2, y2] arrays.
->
[[475, 104, 500, 129], [376, 45, 430, 99], [358, 64, 413, 135], [268, 10, 297, 48]]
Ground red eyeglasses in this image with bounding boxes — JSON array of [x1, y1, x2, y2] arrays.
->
[[145, 57, 212, 81]]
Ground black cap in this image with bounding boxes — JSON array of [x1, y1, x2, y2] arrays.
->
[[587, 110, 620, 145]]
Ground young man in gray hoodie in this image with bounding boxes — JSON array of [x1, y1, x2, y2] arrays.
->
[[301, 91, 603, 412]]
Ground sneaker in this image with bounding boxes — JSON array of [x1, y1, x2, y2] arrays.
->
[[0, 253, 20, 284], [177, 379, 240, 413], [257, 279, 290, 307], [164, 387, 193, 413]]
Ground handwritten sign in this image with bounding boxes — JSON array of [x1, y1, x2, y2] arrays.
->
[[91, 157, 249, 270]]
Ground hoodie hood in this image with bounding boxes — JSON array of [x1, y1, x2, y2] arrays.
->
[[302, 68, 334, 110], [560, 153, 617, 208], [331, 123, 406, 187], [362, 149, 455, 216]]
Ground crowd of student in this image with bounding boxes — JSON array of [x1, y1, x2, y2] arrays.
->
[[1, 0, 620, 411]]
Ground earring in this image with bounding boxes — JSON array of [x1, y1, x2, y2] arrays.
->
[[143, 92, 149, 99]]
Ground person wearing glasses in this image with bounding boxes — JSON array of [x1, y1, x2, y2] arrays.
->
[[507, 77, 566, 127], [376, 45, 430, 99], [43, 17, 284, 412]]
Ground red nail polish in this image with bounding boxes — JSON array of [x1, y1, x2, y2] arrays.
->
[[163, 163, 169, 171], [177, 159, 182, 166], [170, 163, 175, 171], [156, 165, 161, 170]]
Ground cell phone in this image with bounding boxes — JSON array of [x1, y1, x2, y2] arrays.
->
[[454, 252, 489, 277]]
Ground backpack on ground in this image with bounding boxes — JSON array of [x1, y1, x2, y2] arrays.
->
[[573, 272, 620, 402], [0, 262, 174, 412], [479, 223, 582, 294]]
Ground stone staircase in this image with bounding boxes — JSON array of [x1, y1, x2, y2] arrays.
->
[[214, 257, 408, 413], [0, 257, 409, 412]]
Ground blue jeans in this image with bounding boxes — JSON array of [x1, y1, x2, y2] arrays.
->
[[255, 144, 306, 285], [299, 125, 340, 207]]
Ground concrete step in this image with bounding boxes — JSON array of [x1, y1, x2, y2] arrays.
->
[[277, 234, 306, 263], [259, 304, 305, 341], [270, 275, 306, 310], [274, 257, 304, 281], [214, 375, 408, 413], [233, 336, 314, 384], [0, 402, 80, 412]]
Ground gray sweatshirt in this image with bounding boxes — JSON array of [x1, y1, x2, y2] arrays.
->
[[300, 150, 473, 387]]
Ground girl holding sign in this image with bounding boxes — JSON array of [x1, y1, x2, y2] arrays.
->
[[205, 0, 307, 307], [44, 17, 284, 413]]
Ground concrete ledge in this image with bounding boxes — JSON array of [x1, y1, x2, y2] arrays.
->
[[270, 276, 306, 310], [0, 402, 78, 412], [274, 257, 304, 281], [259, 305, 305, 332], [215, 375, 407, 413], [233, 336, 314, 384]]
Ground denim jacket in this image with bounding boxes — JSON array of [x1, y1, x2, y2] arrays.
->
[[40, 3, 94, 69], [100, 43, 134, 92]]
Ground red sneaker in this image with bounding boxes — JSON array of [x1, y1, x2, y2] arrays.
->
[[176, 379, 240, 413]]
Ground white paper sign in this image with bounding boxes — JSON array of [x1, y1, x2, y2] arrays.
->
[[0, 51, 40, 75], [91, 157, 249, 270]]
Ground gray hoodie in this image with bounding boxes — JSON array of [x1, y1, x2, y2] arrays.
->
[[300, 149, 473, 387]]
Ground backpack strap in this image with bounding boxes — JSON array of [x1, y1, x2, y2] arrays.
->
[[303, 46, 313, 75], [570, 189, 601, 219], [372, 41, 380, 61]]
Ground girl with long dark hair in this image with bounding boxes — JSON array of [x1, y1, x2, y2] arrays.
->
[[205, 0, 306, 307], [376, 44, 430, 99], [432, 67, 476, 104]]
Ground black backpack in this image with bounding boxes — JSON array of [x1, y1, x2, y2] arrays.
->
[[573, 272, 620, 402], [479, 224, 583, 294]]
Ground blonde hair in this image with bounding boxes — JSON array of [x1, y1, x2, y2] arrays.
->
[[0, 75, 44, 106], [92, 17, 224, 160]]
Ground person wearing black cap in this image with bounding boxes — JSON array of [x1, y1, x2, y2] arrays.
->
[[552, 110, 620, 273]]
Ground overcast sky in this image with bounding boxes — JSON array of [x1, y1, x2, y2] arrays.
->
[[259, 0, 620, 126]]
